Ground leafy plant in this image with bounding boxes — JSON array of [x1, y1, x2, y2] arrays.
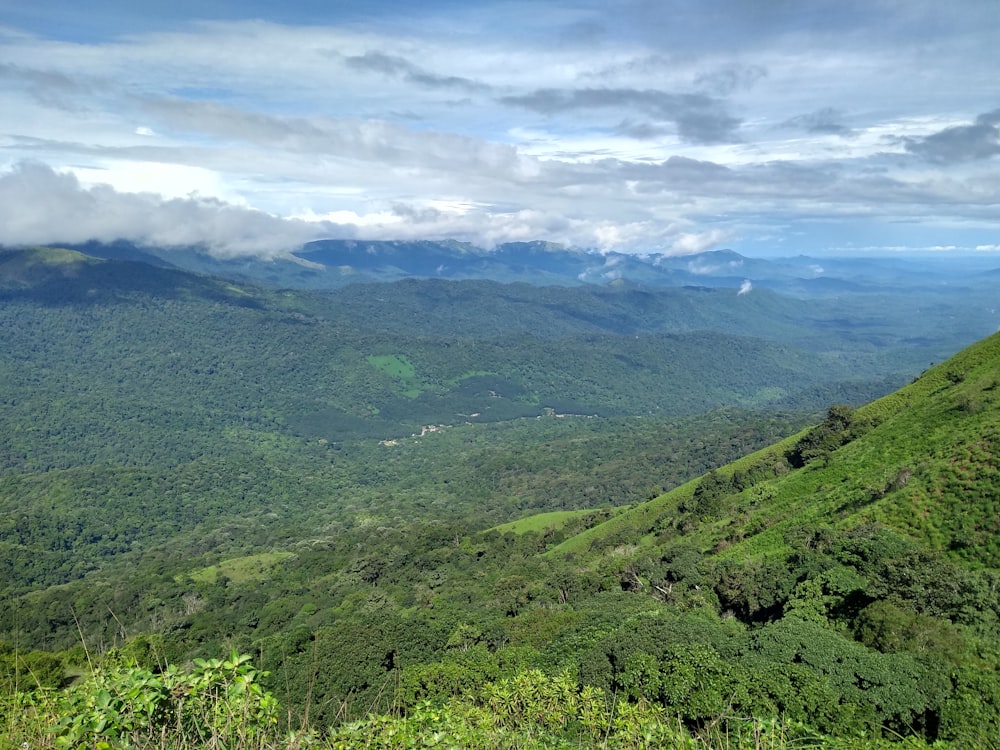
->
[[51, 649, 277, 750]]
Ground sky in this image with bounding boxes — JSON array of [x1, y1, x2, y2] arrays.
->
[[1, 0, 999, 258]]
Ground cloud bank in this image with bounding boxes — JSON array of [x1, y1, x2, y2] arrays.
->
[[0, 2, 998, 256], [0, 163, 332, 257]]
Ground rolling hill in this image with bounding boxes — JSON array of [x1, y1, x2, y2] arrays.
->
[[2, 245, 956, 475]]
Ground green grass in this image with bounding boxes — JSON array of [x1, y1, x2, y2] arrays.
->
[[368, 354, 417, 381], [368, 354, 427, 399], [187, 551, 294, 585], [490, 509, 601, 535], [723, 332, 1000, 563], [26, 246, 91, 265]]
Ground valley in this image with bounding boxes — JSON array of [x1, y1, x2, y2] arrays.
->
[[2, 244, 1000, 748]]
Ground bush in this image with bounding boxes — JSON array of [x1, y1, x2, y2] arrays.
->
[[51, 649, 278, 750]]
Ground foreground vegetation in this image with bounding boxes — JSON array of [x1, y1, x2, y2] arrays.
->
[[0, 649, 954, 749], [6, 336, 1000, 747]]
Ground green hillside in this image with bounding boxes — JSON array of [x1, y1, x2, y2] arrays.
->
[[551, 329, 1000, 565], [0, 247, 837, 598], [1, 247, 905, 473]]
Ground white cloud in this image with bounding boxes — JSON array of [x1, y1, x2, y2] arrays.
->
[[668, 230, 732, 256], [67, 161, 242, 203], [0, 4, 998, 256], [0, 162, 333, 256]]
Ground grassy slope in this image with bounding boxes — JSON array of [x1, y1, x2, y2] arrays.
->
[[551, 330, 1000, 565], [490, 510, 597, 534], [488, 506, 632, 535], [187, 551, 295, 584]]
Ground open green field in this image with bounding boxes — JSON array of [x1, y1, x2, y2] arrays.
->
[[187, 552, 294, 585], [368, 353, 417, 380], [491, 509, 604, 535]]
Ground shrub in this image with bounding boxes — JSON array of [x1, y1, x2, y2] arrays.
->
[[51, 649, 278, 750]]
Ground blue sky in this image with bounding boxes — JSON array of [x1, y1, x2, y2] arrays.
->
[[1, 0, 998, 257]]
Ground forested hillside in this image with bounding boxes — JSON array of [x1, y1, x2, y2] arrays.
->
[[2, 248, 908, 463], [2, 246, 1000, 748]]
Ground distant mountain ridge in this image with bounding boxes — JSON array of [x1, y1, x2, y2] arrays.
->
[[49, 238, 1000, 295]]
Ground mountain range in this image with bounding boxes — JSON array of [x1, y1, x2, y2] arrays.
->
[[64, 238, 1000, 295]]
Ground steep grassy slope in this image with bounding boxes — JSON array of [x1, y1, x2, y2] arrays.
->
[[551, 330, 1000, 566]]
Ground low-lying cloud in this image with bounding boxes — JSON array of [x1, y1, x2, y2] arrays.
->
[[0, 162, 334, 257], [0, 162, 738, 256]]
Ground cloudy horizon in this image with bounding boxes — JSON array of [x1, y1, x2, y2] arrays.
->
[[1, 0, 998, 258]]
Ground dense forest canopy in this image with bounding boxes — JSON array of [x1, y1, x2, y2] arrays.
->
[[2, 246, 1000, 748]]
